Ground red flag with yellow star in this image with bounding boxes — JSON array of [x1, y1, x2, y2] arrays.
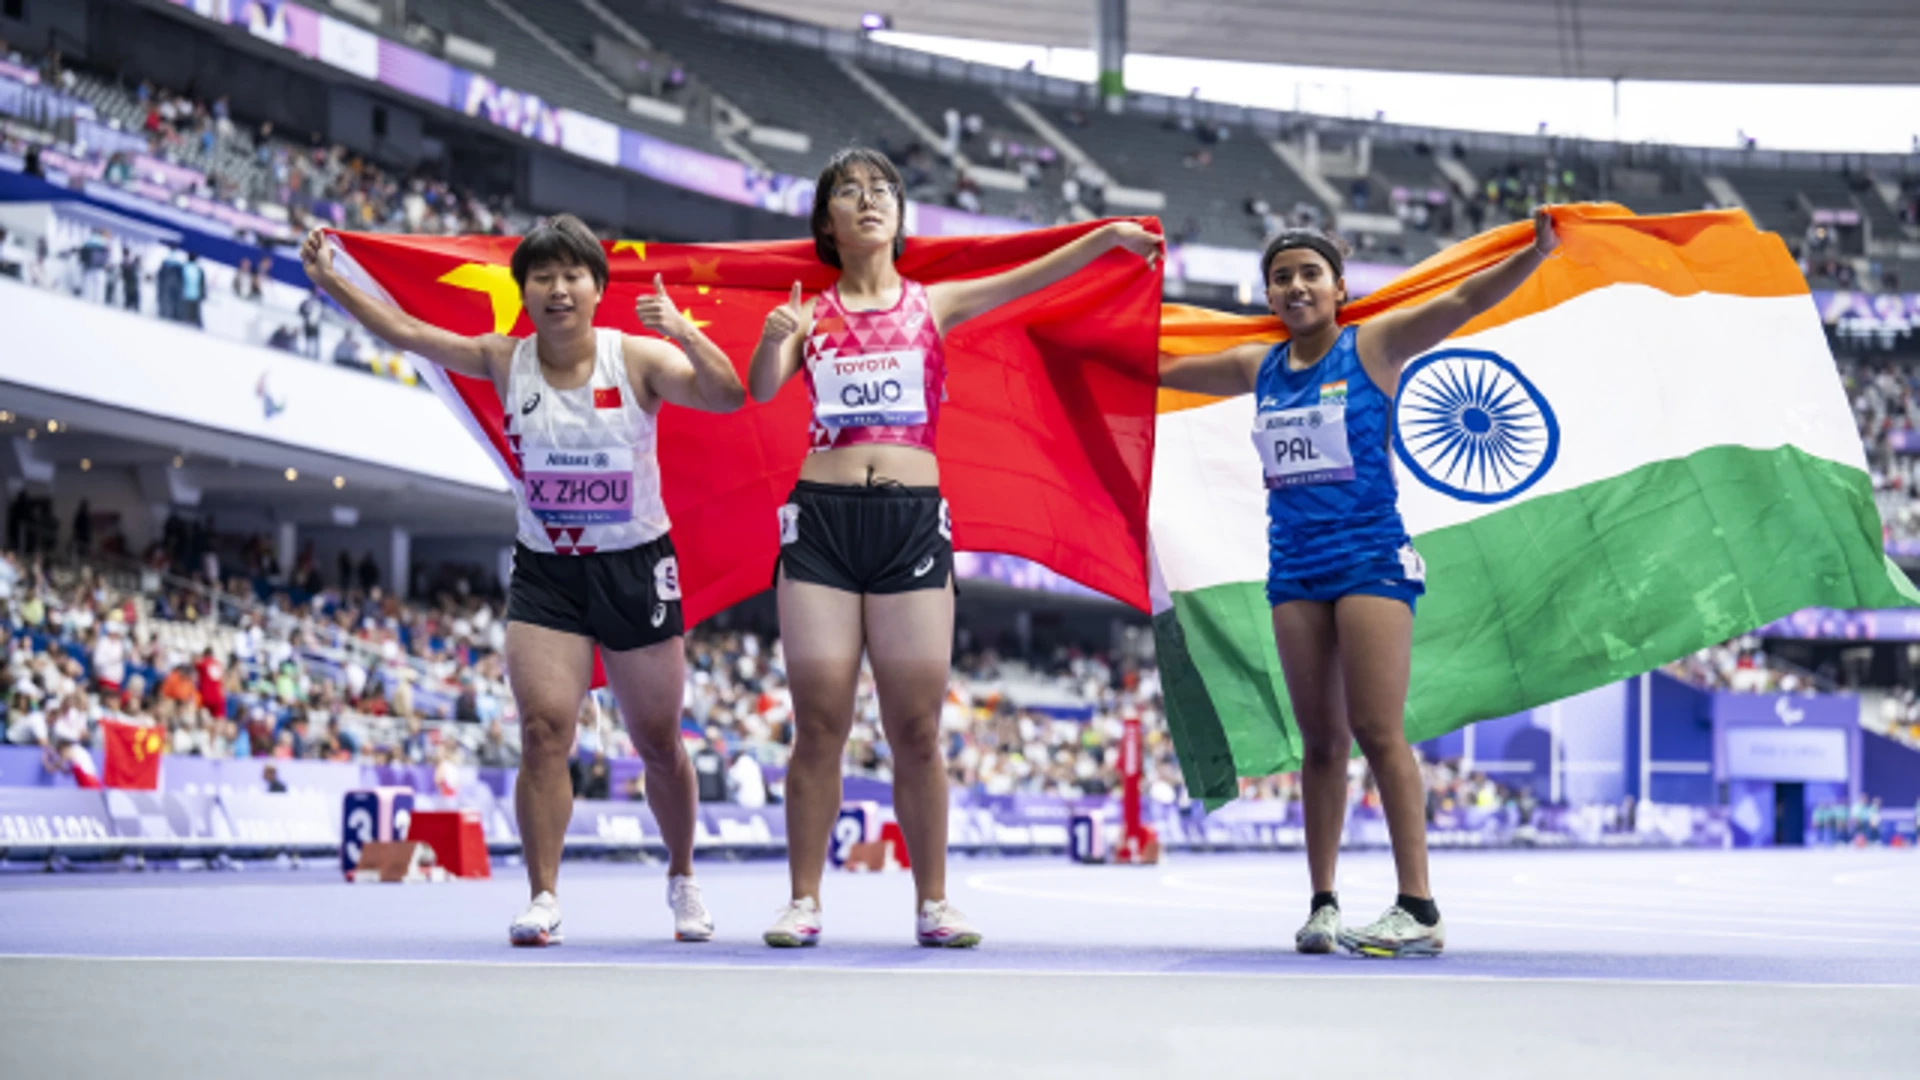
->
[[325, 222, 1162, 621], [102, 718, 166, 790]]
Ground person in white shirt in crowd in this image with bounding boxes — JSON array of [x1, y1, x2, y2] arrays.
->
[[7, 683, 48, 746], [728, 749, 767, 809], [46, 690, 89, 747], [90, 623, 127, 695]]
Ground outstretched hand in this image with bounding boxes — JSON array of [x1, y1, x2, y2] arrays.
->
[[635, 273, 693, 340], [1108, 221, 1164, 269], [1532, 208, 1561, 257], [299, 227, 337, 288]]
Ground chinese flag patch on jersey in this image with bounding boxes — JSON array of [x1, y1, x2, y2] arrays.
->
[[593, 386, 622, 409]]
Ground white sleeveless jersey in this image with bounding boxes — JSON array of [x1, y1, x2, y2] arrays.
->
[[504, 328, 669, 554]]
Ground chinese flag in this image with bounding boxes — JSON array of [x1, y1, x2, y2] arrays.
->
[[102, 719, 165, 790], [326, 221, 1162, 623]]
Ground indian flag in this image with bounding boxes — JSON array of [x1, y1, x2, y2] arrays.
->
[[1151, 204, 1917, 808]]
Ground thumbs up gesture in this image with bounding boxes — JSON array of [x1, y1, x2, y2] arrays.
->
[[635, 273, 692, 341], [762, 281, 804, 345]]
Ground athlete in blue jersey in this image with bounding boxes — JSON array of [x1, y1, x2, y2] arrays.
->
[[1160, 211, 1560, 957]]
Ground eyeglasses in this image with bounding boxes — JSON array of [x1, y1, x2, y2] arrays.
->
[[829, 182, 900, 207]]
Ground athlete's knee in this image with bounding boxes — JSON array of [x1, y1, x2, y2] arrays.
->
[[1299, 725, 1353, 769], [629, 719, 684, 770], [1349, 717, 1408, 761], [790, 703, 851, 753], [518, 710, 574, 762], [886, 716, 943, 768]]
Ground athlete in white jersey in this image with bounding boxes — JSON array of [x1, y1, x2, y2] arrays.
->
[[301, 215, 745, 946]]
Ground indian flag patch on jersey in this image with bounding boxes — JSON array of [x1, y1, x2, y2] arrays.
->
[[1318, 380, 1348, 404]]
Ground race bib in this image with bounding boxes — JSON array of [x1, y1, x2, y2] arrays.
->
[[1254, 404, 1354, 488], [812, 349, 928, 428], [523, 446, 634, 525]]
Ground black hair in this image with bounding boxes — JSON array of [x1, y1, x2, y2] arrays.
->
[[510, 213, 608, 292], [1260, 227, 1348, 285], [810, 147, 906, 268]]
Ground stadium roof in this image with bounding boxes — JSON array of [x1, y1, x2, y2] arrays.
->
[[753, 0, 1920, 84]]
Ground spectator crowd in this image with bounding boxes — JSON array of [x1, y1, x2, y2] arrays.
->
[[0, 540, 1206, 811]]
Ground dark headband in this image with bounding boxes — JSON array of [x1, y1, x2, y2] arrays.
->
[[1261, 232, 1345, 282]]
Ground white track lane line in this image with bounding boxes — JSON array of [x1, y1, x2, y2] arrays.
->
[[1, 952, 1914, 991], [965, 868, 1920, 948], [1071, 862, 1920, 919], [1155, 872, 1920, 931]]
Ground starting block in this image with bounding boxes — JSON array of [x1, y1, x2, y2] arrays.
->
[[349, 841, 448, 884], [1069, 809, 1109, 864], [341, 787, 415, 878], [406, 809, 492, 879], [828, 801, 881, 869], [842, 821, 912, 872]]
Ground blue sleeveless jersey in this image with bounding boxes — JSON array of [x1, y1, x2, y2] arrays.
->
[[1255, 325, 1410, 579]]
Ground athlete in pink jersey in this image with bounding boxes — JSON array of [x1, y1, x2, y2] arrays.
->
[[302, 215, 744, 947], [749, 148, 1161, 948]]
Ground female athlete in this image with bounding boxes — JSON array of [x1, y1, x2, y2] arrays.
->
[[1158, 211, 1560, 956], [750, 148, 1160, 948], [301, 214, 746, 946]]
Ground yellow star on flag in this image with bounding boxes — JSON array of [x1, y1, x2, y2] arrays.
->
[[612, 240, 647, 260], [680, 308, 712, 330], [686, 257, 723, 284], [439, 262, 523, 335]]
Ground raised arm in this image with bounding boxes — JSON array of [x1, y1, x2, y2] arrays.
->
[[1357, 209, 1560, 388], [747, 282, 810, 404], [299, 228, 512, 383], [928, 221, 1163, 335], [1158, 341, 1267, 398], [631, 274, 746, 414]]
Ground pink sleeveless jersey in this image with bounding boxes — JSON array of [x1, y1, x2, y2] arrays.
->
[[802, 279, 946, 454]]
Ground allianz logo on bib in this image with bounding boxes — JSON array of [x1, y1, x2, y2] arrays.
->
[[1262, 410, 1325, 429], [540, 451, 613, 469]]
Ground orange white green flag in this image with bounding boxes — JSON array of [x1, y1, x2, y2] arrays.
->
[[1150, 205, 1917, 807]]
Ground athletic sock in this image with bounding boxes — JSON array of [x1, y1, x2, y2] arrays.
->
[[1396, 894, 1440, 927], [1310, 891, 1338, 914]]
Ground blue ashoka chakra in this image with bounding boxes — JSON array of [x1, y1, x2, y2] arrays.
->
[[1392, 348, 1559, 504]]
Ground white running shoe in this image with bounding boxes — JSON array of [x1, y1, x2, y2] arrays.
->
[[915, 899, 982, 948], [763, 897, 822, 948], [1338, 904, 1445, 958], [668, 875, 714, 942], [509, 891, 563, 947], [1295, 903, 1341, 954]]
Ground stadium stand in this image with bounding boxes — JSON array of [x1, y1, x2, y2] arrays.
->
[[490, 0, 723, 154], [1051, 105, 1311, 247], [624, 1, 925, 179]]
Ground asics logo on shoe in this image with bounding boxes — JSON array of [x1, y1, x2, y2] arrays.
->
[[912, 555, 937, 578]]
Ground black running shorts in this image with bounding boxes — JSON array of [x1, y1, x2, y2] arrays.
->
[[507, 533, 684, 651], [777, 480, 953, 595]]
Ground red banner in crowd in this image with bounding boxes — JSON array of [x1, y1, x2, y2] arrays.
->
[[102, 719, 164, 790]]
